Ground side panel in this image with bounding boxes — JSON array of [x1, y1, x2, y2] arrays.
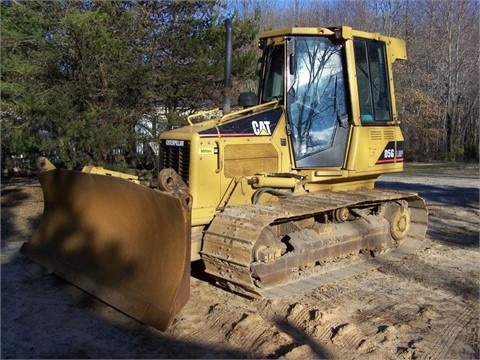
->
[[190, 136, 223, 224], [224, 143, 278, 177], [198, 107, 288, 207], [348, 126, 404, 173]]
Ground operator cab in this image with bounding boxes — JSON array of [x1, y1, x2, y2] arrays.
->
[[256, 27, 395, 169]]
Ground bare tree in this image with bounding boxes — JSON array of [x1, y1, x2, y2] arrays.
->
[[231, 0, 479, 161]]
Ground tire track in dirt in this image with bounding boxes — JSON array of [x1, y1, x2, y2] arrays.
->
[[281, 277, 410, 358], [285, 302, 322, 326], [330, 323, 366, 352], [419, 305, 476, 360], [226, 312, 293, 357], [295, 263, 473, 359], [271, 302, 338, 359], [280, 302, 364, 359], [353, 298, 400, 323], [307, 282, 359, 301], [170, 279, 240, 348]]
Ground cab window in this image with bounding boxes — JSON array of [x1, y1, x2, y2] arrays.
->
[[354, 39, 392, 123], [262, 45, 284, 103]]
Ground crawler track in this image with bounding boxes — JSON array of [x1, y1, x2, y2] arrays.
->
[[201, 189, 428, 299]]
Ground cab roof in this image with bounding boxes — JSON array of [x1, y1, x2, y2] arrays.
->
[[259, 26, 387, 40], [259, 26, 407, 60]]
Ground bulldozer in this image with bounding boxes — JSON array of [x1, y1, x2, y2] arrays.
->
[[21, 21, 428, 331]]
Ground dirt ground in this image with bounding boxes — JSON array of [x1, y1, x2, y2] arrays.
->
[[1, 164, 479, 359]]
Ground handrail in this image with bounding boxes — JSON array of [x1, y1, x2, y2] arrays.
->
[[186, 100, 280, 127], [219, 100, 279, 124], [187, 108, 222, 126], [214, 139, 223, 173]]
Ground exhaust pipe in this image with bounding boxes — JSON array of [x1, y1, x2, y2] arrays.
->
[[222, 18, 232, 114]]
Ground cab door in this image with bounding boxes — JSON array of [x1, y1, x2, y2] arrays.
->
[[286, 36, 349, 168]]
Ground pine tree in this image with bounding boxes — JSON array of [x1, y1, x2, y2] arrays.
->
[[1, 0, 261, 170]]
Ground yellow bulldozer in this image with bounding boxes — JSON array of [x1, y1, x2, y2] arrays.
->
[[21, 21, 428, 331]]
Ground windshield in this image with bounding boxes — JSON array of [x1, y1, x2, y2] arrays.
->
[[286, 37, 347, 160]]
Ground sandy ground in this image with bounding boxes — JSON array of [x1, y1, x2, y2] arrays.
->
[[1, 164, 479, 359]]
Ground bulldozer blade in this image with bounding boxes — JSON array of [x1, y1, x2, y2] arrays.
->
[[20, 168, 192, 331]]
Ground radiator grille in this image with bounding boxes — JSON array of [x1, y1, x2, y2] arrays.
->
[[160, 140, 190, 185]]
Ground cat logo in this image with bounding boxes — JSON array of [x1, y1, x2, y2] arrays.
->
[[252, 120, 272, 136]]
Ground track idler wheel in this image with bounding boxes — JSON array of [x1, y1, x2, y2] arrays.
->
[[333, 207, 349, 222], [382, 201, 411, 240], [253, 226, 284, 262]]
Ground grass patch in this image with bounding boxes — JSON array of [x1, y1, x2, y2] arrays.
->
[[403, 161, 479, 174]]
